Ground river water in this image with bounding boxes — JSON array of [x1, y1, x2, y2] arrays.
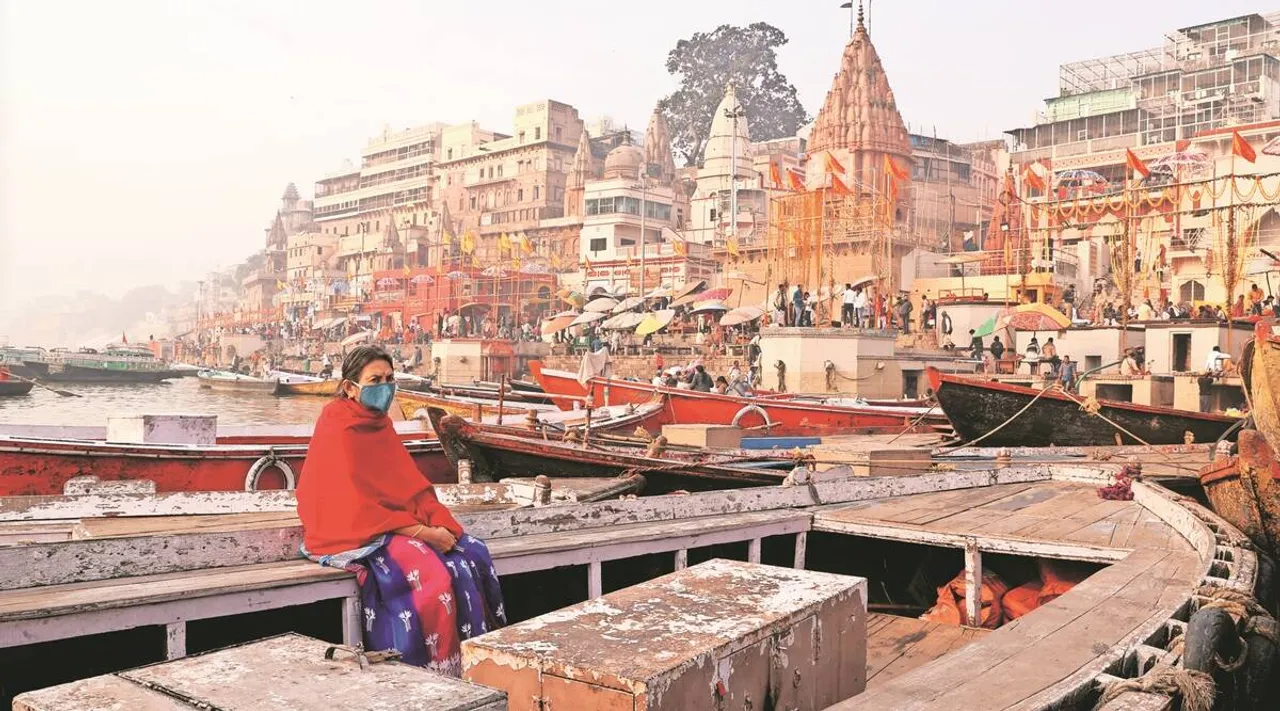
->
[[0, 376, 329, 427]]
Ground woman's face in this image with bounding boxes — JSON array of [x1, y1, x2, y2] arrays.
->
[[343, 358, 394, 399]]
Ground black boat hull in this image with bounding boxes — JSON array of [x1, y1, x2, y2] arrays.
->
[[24, 361, 177, 383], [0, 380, 34, 396], [931, 370, 1241, 447]]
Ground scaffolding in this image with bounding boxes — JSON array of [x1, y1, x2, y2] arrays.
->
[[764, 185, 896, 320]]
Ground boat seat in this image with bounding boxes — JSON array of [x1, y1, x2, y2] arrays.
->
[[0, 510, 812, 658]]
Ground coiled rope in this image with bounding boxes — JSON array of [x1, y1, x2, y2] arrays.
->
[[1092, 665, 1215, 711]]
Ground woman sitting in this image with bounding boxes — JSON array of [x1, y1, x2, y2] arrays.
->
[[297, 345, 506, 677]]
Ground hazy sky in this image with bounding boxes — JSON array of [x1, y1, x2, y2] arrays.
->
[[0, 0, 1266, 307]]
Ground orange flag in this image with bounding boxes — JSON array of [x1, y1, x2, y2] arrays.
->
[[831, 173, 852, 196], [769, 161, 783, 189], [824, 152, 846, 176], [884, 155, 908, 181], [1125, 148, 1150, 179], [1232, 130, 1257, 163], [1023, 164, 1046, 193], [787, 169, 805, 192], [672, 240, 687, 256]]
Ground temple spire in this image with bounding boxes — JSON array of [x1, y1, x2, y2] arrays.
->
[[643, 107, 676, 183], [566, 127, 594, 218]]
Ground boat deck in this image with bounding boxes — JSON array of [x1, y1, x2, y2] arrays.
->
[[865, 613, 989, 689], [814, 480, 1193, 559]]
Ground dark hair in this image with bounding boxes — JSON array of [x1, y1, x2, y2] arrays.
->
[[339, 345, 394, 397]]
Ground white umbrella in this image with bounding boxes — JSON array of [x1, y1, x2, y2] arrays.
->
[[611, 296, 645, 314], [584, 297, 619, 313], [600, 312, 647, 330], [571, 311, 607, 326], [690, 300, 729, 314], [341, 331, 375, 348], [720, 306, 765, 326]]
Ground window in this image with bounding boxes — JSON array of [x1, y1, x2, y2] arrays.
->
[[469, 195, 477, 210], [533, 185, 540, 200], [555, 126, 562, 141], [447, 149, 453, 160], [518, 188, 524, 202], [488, 167, 494, 179], [589, 237, 606, 252], [519, 131, 526, 143], [497, 165, 503, 178], [1179, 280, 1206, 302], [534, 127, 541, 140]]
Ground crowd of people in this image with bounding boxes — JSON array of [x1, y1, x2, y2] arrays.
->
[[648, 358, 758, 395]]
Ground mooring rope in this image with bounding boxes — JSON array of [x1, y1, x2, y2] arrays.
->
[[1092, 665, 1215, 711], [943, 382, 1059, 450]]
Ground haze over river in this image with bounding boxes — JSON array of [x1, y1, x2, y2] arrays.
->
[[0, 376, 329, 427]]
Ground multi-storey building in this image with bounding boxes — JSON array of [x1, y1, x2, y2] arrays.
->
[[1001, 11, 1280, 306], [908, 135, 1002, 252]]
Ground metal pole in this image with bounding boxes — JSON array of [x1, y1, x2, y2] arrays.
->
[[639, 177, 646, 299]]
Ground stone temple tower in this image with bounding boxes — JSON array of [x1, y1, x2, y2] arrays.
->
[[806, 4, 913, 222]]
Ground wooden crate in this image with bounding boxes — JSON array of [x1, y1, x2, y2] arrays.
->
[[14, 633, 506, 711], [463, 559, 867, 711]]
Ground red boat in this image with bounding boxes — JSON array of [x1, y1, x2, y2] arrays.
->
[[0, 422, 452, 497], [529, 361, 939, 437]]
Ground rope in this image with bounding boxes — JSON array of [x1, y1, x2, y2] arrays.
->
[[1092, 665, 1215, 711], [1196, 585, 1280, 647], [943, 382, 1060, 450]]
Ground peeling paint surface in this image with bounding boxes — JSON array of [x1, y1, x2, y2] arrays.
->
[[464, 559, 867, 711]]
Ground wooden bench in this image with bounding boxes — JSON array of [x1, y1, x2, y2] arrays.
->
[[0, 509, 812, 658]]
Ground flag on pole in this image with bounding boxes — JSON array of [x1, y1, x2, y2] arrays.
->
[[1125, 148, 1150, 179], [831, 173, 853, 196], [824, 151, 846, 176], [582, 257, 592, 271], [769, 161, 783, 189], [498, 233, 512, 254], [461, 232, 476, 255], [1231, 130, 1257, 163], [673, 240, 687, 256], [883, 156, 908, 181], [122, 332, 128, 344], [787, 169, 805, 192], [518, 233, 533, 254], [727, 238, 740, 258], [1023, 163, 1046, 193]]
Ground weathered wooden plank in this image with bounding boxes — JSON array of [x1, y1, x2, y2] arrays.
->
[[13, 673, 188, 711], [964, 538, 982, 626], [811, 518, 1130, 563], [0, 491, 298, 522]]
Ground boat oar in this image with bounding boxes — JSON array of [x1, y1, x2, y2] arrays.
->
[[12, 375, 81, 397]]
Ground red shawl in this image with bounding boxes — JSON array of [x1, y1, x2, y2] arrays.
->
[[298, 397, 462, 555]]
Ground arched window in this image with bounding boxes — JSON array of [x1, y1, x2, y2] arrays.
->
[[1179, 280, 1205, 302]]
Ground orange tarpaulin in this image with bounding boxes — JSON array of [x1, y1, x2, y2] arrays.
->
[[1001, 560, 1091, 621], [920, 570, 1008, 629]]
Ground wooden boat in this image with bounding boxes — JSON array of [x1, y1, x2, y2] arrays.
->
[[927, 367, 1242, 447], [1244, 320, 1280, 452], [0, 428, 452, 497], [530, 361, 940, 437], [427, 407, 791, 491], [397, 388, 540, 422], [1200, 321, 1280, 559], [21, 344, 181, 383], [1, 459, 1262, 711], [196, 370, 278, 393], [271, 372, 339, 397], [0, 368, 33, 396]]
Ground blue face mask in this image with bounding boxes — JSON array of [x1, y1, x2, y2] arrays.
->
[[355, 382, 397, 414]]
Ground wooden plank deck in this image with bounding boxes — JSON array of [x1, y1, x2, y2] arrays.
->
[[865, 613, 989, 689], [813, 481, 1193, 557]]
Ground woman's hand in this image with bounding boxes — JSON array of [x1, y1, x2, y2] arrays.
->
[[417, 526, 457, 553]]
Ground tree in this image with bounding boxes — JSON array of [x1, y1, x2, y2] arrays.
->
[[658, 23, 810, 168]]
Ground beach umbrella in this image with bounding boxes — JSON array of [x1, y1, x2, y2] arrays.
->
[[519, 262, 551, 274], [584, 296, 619, 313], [645, 285, 673, 299], [972, 314, 999, 338], [540, 313, 578, 336], [611, 296, 645, 314], [635, 309, 677, 336], [1150, 150, 1212, 178], [409, 274, 435, 285], [444, 271, 469, 280], [600, 312, 647, 330], [669, 280, 707, 306], [695, 287, 734, 302], [558, 290, 585, 307], [481, 266, 508, 278], [719, 306, 764, 327], [570, 311, 606, 327], [376, 277, 399, 288], [341, 330, 375, 348], [689, 300, 729, 314], [998, 303, 1072, 331], [848, 275, 880, 289]]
